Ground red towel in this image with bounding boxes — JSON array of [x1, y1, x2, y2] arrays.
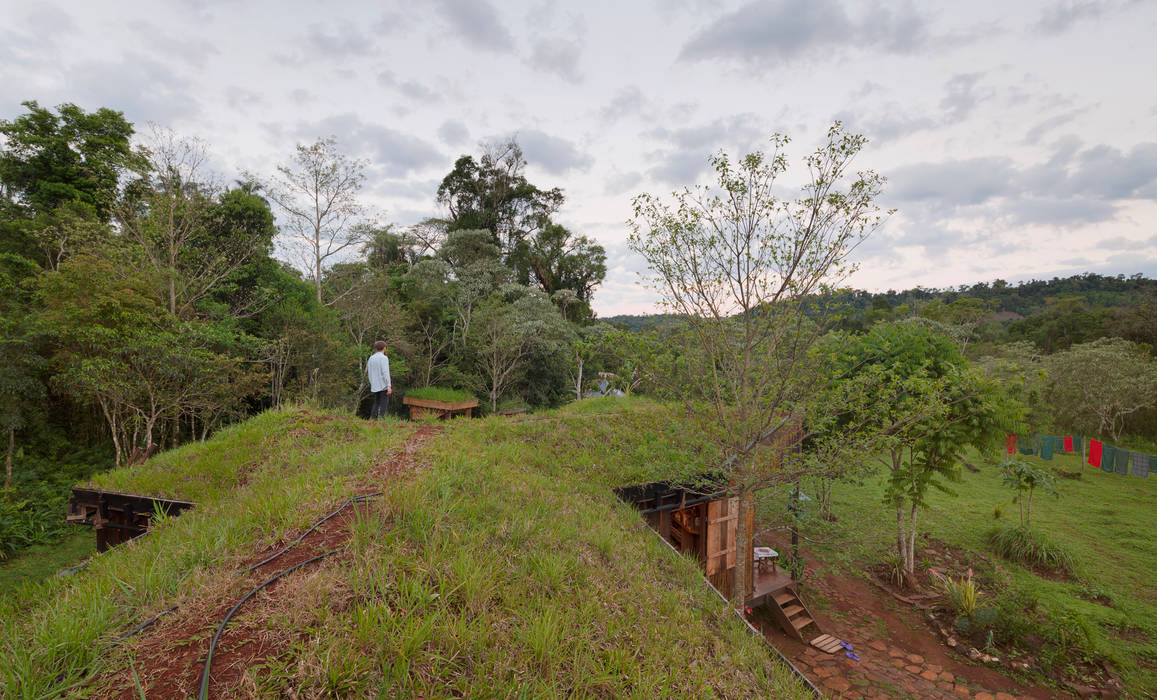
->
[[1006, 434, 1018, 455], [1088, 440, 1102, 468], [1064, 436, 1073, 452]]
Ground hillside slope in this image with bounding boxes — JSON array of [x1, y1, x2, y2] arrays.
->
[[0, 400, 811, 698]]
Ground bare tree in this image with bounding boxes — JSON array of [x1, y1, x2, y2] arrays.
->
[[266, 137, 369, 305], [629, 123, 888, 607]]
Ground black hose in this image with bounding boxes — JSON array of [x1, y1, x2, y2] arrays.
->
[[238, 492, 381, 575], [198, 549, 340, 700], [118, 492, 381, 643]]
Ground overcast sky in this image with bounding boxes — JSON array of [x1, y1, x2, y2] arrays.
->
[[3, 0, 1156, 316]]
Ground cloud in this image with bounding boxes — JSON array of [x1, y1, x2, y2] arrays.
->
[[939, 72, 985, 122], [224, 86, 266, 111], [529, 37, 583, 83], [128, 20, 221, 69], [300, 114, 444, 177], [600, 86, 649, 123], [438, 120, 470, 146], [604, 171, 644, 196], [66, 54, 202, 125], [889, 157, 1016, 206], [303, 22, 375, 59], [399, 81, 441, 103], [679, 0, 932, 66], [1035, 1, 1105, 35], [513, 129, 592, 175], [645, 114, 766, 183], [432, 0, 515, 53]]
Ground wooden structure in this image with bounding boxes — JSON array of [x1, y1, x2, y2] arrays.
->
[[616, 479, 821, 642], [68, 487, 195, 552], [402, 396, 479, 420]]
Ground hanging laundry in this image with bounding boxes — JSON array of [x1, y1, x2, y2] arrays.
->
[[1073, 435, 1082, 452], [1088, 440, 1102, 468], [1115, 449, 1130, 476], [1006, 433, 1018, 455], [1063, 436, 1074, 452], [1102, 445, 1117, 473], [1132, 453, 1150, 478], [1040, 437, 1054, 460]]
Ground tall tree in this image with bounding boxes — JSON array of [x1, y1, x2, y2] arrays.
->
[[0, 254, 44, 492], [1047, 337, 1157, 440], [526, 223, 607, 307], [436, 139, 564, 266], [266, 137, 369, 305], [629, 124, 888, 606]]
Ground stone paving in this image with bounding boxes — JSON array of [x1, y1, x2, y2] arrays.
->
[[792, 636, 1037, 699]]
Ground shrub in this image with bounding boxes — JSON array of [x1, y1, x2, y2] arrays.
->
[[883, 551, 905, 588], [939, 569, 982, 617], [987, 525, 1075, 574]]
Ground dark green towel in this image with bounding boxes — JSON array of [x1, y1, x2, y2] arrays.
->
[[1040, 436, 1054, 460], [1102, 445, 1117, 473], [1115, 449, 1130, 475], [1073, 435, 1082, 452], [1019, 447, 1034, 456]]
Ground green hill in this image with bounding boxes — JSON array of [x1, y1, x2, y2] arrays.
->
[[0, 400, 812, 698]]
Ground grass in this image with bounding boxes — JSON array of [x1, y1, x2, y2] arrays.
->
[[760, 447, 1157, 694], [987, 524, 1076, 574], [404, 386, 476, 403], [0, 528, 94, 597], [0, 398, 812, 698]]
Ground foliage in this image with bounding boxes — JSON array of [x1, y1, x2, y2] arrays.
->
[[403, 386, 475, 403], [935, 568, 983, 617], [629, 122, 888, 604], [986, 525, 1076, 574], [998, 460, 1058, 527], [1046, 337, 1157, 441]]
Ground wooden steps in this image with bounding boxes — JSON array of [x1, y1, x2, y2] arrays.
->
[[764, 585, 819, 641]]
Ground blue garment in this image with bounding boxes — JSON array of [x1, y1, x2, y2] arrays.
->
[[366, 352, 392, 392]]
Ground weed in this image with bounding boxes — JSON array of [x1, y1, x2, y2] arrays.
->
[[936, 568, 982, 617]]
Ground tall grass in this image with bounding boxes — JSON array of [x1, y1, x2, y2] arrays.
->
[[987, 525, 1076, 574]]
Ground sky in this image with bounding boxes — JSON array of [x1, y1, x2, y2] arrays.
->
[[2, 0, 1156, 316]]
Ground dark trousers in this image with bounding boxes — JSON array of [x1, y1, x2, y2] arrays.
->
[[370, 390, 390, 419]]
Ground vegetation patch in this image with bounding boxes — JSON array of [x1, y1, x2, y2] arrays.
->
[[987, 525, 1076, 576], [403, 386, 476, 403]]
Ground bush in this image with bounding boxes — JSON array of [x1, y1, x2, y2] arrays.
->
[[987, 525, 1076, 574], [938, 568, 982, 617], [883, 551, 905, 588]]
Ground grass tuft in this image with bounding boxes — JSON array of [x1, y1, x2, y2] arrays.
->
[[987, 525, 1076, 574]]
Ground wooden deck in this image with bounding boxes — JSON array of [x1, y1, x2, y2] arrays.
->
[[748, 566, 796, 607]]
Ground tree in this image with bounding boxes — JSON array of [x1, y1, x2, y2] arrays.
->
[[118, 128, 273, 319], [0, 100, 141, 222], [526, 223, 607, 306], [834, 322, 1016, 585], [628, 123, 888, 606], [266, 137, 369, 305], [0, 254, 44, 492], [1047, 337, 1157, 440], [999, 460, 1057, 528], [436, 139, 564, 268]]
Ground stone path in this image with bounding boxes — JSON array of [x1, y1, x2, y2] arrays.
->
[[793, 637, 1033, 699]]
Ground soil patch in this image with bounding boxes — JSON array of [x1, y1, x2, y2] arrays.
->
[[97, 426, 440, 699], [753, 534, 1067, 699]]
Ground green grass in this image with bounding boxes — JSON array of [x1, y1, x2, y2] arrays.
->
[[762, 447, 1157, 694], [0, 528, 94, 597], [987, 524, 1076, 574], [404, 386, 476, 402], [0, 398, 812, 698]]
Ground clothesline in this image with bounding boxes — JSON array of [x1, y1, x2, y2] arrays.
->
[[1006, 433, 1152, 479]]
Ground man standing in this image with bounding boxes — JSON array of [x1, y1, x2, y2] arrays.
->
[[367, 340, 392, 419]]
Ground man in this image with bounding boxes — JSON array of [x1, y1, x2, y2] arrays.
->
[[366, 340, 392, 419]]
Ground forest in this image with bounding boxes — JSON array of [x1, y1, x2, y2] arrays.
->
[[0, 101, 615, 558]]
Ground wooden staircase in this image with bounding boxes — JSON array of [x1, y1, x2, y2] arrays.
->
[[767, 587, 818, 641]]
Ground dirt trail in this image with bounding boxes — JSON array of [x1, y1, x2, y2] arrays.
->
[[99, 425, 441, 699]]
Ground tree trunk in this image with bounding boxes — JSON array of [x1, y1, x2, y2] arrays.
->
[[1026, 488, 1034, 528], [5, 427, 13, 493], [732, 489, 751, 609]]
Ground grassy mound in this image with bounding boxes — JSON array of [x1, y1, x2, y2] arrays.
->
[[0, 398, 811, 698], [987, 525, 1076, 574], [404, 386, 476, 402]]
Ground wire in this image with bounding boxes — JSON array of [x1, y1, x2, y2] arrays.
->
[[238, 492, 381, 575], [198, 549, 340, 700]]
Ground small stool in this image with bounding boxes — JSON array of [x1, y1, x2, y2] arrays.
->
[[754, 546, 778, 572]]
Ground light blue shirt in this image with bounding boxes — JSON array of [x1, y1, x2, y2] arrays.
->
[[367, 352, 391, 392]]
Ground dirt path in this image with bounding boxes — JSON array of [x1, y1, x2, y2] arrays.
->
[[755, 568, 1067, 699], [99, 425, 441, 699]]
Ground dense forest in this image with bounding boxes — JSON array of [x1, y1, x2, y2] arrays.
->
[[0, 101, 618, 557]]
